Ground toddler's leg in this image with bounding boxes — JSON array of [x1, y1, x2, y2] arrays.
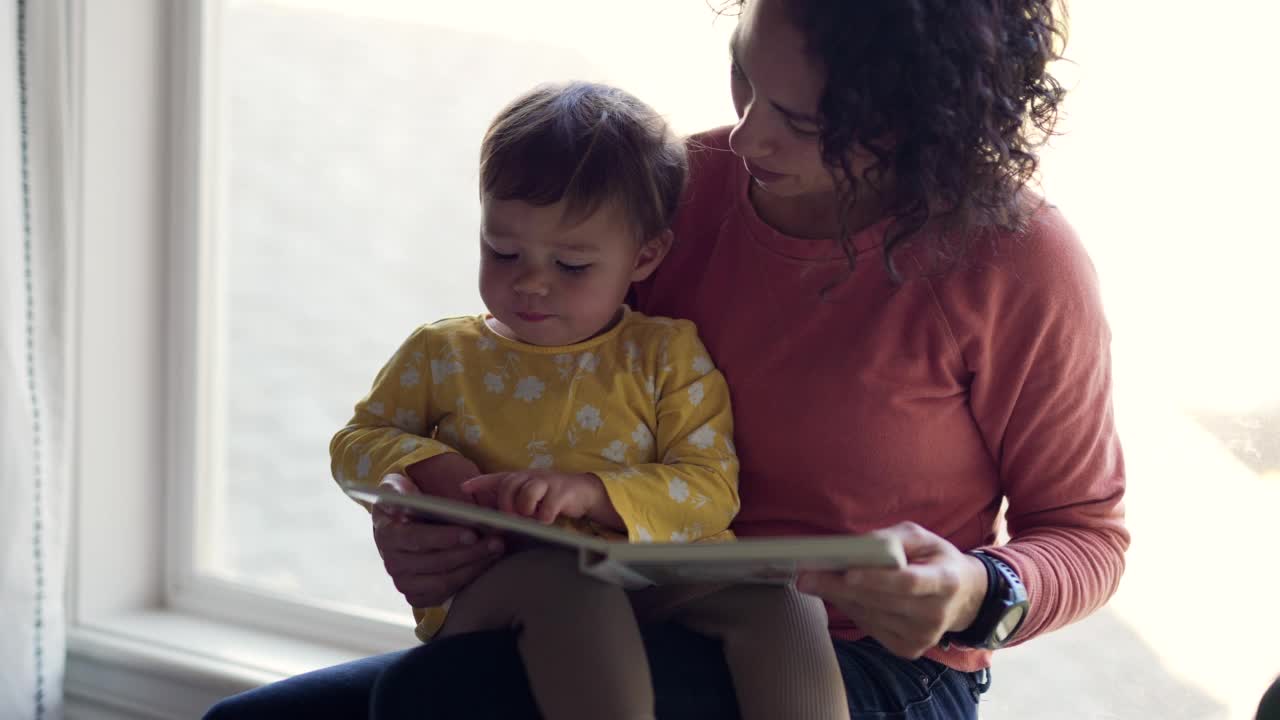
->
[[438, 548, 655, 720], [670, 584, 850, 720]]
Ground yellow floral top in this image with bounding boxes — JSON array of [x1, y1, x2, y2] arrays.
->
[[330, 307, 739, 640]]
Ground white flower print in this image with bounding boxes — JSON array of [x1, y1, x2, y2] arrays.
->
[[477, 335, 497, 351], [356, 453, 372, 480], [577, 352, 599, 373], [514, 376, 546, 403], [631, 423, 653, 451], [670, 528, 692, 543], [554, 354, 575, 380], [668, 476, 691, 503], [399, 437, 421, 453], [636, 526, 654, 543], [429, 358, 463, 384], [526, 438, 554, 469], [692, 355, 714, 375], [644, 376, 656, 397], [367, 401, 385, 417], [464, 425, 482, 444], [624, 341, 640, 370], [576, 404, 603, 431], [602, 440, 627, 463], [483, 372, 505, 394], [658, 337, 673, 375], [721, 437, 737, 471], [400, 366, 422, 388], [394, 408, 422, 432], [688, 381, 705, 407], [688, 425, 716, 450]]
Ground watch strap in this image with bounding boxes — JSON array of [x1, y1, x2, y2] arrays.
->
[[942, 551, 1027, 650]]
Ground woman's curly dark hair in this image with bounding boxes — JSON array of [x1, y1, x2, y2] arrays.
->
[[726, 0, 1068, 279]]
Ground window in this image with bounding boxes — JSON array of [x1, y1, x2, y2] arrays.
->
[[185, 0, 735, 629]]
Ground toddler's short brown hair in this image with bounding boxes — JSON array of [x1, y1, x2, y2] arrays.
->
[[479, 82, 687, 242]]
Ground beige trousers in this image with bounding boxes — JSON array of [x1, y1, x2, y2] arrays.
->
[[438, 547, 850, 720]]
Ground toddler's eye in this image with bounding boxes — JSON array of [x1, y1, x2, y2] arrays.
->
[[487, 248, 517, 261], [557, 261, 591, 274]]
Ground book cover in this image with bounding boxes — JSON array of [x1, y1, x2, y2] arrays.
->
[[343, 484, 906, 588]]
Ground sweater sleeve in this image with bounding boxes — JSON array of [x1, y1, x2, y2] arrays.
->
[[930, 209, 1130, 644], [329, 326, 459, 495], [593, 323, 740, 543]]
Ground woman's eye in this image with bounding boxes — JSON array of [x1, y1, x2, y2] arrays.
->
[[787, 119, 821, 139], [557, 261, 591, 274]]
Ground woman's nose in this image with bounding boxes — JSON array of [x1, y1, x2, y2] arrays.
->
[[728, 102, 774, 160]]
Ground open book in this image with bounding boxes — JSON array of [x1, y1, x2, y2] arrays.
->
[[344, 484, 907, 588]]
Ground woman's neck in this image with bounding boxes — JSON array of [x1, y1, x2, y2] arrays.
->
[[749, 180, 891, 241]]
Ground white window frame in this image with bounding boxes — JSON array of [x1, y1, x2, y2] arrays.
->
[[64, 1, 411, 716]]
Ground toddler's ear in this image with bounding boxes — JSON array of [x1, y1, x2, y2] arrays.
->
[[631, 230, 673, 282]]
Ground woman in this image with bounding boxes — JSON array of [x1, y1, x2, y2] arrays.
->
[[206, 0, 1127, 717]]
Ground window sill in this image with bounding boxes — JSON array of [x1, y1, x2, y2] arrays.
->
[[66, 610, 371, 720]]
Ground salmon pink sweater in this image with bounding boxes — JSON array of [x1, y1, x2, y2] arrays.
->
[[632, 128, 1129, 671]]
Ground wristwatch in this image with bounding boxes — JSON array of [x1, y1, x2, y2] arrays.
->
[[941, 551, 1029, 650]]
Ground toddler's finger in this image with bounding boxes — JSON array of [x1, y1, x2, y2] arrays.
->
[[498, 473, 524, 515], [517, 479, 548, 517], [535, 493, 563, 524]]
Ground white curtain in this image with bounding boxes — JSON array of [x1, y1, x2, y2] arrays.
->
[[2, 0, 70, 718]]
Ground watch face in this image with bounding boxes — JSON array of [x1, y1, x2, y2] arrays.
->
[[995, 604, 1027, 642]]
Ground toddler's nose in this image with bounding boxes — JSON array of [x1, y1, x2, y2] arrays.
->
[[513, 269, 550, 297]]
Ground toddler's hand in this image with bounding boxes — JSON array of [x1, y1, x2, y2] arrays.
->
[[462, 470, 607, 525]]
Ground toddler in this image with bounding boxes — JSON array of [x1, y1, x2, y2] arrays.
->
[[332, 81, 848, 720]]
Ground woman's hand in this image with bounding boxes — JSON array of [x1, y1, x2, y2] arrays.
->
[[371, 472, 504, 608], [796, 522, 988, 660], [404, 451, 480, 503]]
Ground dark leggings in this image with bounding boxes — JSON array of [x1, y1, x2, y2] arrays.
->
[[204, 624, 987, 719]]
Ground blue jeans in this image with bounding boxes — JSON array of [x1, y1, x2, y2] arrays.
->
[[204, 625, 987, 719]]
